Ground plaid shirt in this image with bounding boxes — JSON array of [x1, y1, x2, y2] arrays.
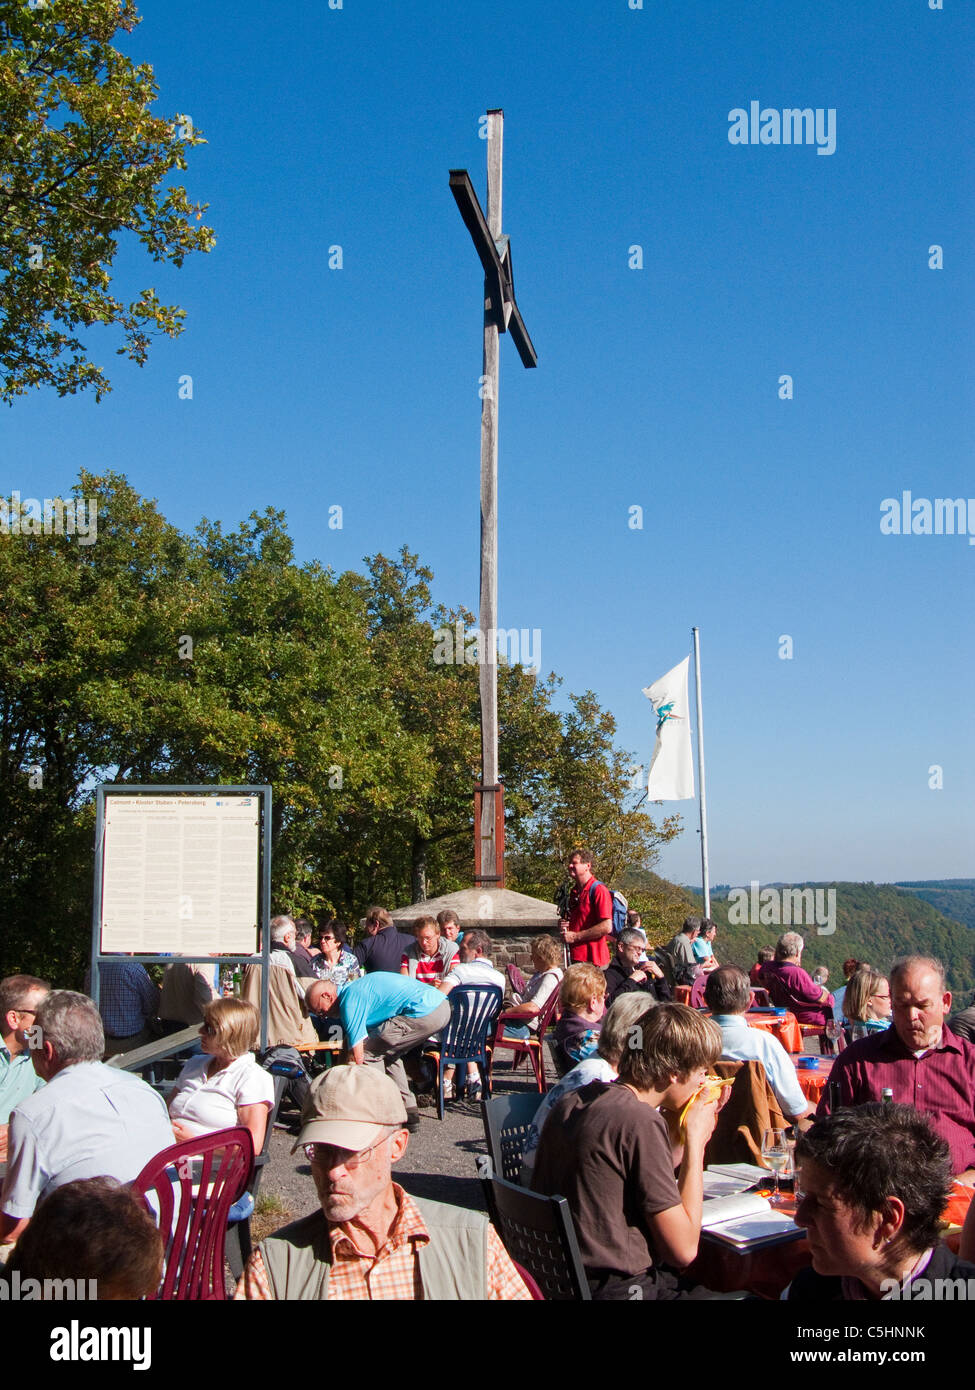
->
[[97, 962, 158, 1038], [235, 1185, 531, 1300]]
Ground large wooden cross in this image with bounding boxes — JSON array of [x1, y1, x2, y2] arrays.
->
[[450, 109, 536, 891]]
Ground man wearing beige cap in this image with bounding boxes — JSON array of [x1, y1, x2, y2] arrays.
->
[[235, 1065, 530, 1300]]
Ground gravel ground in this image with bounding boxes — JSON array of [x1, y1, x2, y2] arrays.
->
[[255, 1055, 545, 1235]]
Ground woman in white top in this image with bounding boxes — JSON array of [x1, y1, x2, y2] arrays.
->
[[168, 998, 274, 1155], [505, 935, 564, 1037]]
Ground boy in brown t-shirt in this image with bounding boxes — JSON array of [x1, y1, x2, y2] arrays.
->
[[532, 1003, 723, 1299]]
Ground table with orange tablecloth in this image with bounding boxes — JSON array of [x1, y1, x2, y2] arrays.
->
[[793, 1056, 831, 1103], [746, 1011, 802, 1054], [945, 1182, 974, 1226]]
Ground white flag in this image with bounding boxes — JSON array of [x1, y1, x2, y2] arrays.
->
[[641, 657, 694, 801]]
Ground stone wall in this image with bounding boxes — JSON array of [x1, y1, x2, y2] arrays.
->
[[481, 927, 562, 975]]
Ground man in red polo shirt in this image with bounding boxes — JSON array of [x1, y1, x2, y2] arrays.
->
[[560, 850, 613, 969]]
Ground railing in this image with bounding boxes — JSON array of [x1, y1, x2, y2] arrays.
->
[[106, 1024, 200, 1081]]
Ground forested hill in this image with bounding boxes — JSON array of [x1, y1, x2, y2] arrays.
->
[[894, 881, 975, 932], [676, 882, 975, 1000]]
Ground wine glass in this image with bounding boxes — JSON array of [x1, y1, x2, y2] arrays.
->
[[761, 1128, 791, 1207], [825, 1019, 843, 1053]]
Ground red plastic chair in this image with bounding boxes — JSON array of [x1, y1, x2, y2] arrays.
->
[[506, 963, 528, 998], [131, 1127, 254, 1300], [489, 986, 561, 1093], [799, 1023, 836, 1056], [762, 973, 836, 1055], [689, 974, 709, 1009]]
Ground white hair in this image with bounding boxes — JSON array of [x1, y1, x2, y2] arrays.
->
[[270, 916, 295, 944]]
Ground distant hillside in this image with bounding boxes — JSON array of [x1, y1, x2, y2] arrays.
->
[[894, 880, 975, 932], [618, 866, 697, 940], [672, 881, 975, 999]]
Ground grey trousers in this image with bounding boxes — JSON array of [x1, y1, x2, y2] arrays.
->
[[363, 1000, 451, 1112], [103, 1026, 154, 1059]]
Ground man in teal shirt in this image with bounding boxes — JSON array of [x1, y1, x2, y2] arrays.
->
[[306, 974, 450, 1132], [0, 976, 50, 1158]]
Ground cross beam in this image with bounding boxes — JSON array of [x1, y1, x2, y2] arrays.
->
[[448, 169, 537, 369]]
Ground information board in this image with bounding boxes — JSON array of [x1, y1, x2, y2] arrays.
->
[[100, 793, 260, 954]]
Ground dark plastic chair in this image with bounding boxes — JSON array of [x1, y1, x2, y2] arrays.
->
[[482, 1091, 545, 1183], [513, 1259, 545, 1300], [655, 944, 676, 989], [488, 1171, 591, 1301], [425, 984, 503, 1119], [490, 985, 561, 1093], [132, 1126, 253, 1300]]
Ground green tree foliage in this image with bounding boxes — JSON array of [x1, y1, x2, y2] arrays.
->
[[0, 476, 678, 981], [324, 549, 680, 911], [506, 690, 683, 905], [895, 881, 975, 932], [617, 866, 696, 944], [0, 0, 214, 402]]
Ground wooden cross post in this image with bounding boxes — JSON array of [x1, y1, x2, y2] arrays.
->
[[450, 109, 537, 891]]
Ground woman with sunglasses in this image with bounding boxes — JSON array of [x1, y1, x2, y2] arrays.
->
[[168, 997, 274, 1154], [843, 966, 892, 1042], [311, 921, 361, 988]]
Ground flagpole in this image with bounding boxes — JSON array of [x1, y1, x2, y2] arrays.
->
[[692, 626, 710, 918]]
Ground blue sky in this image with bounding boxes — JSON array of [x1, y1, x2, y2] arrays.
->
[[5, 0, 973, 889]]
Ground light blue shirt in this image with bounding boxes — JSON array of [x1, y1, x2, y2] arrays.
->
[[832, 985, 847, 1024], [2, 1061, 173, 1219], [713, 1013, 809, 1120], [338, 975, 445, 1049], [0, 1046, 44, 1125]]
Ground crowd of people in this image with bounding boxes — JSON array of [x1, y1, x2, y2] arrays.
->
[[2, 857, 975, 1303]]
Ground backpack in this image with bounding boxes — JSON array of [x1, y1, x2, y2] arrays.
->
[[604, 886, 630, 937], [259, 1044, 311, 1114]]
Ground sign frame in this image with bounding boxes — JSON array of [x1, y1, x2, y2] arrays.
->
[[90, 783, 273, 1048]]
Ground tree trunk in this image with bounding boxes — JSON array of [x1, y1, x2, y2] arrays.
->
[[411, 833, 428, 903]]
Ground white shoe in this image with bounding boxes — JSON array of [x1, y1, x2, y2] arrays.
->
[[442, 1079, 455, 1100]]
